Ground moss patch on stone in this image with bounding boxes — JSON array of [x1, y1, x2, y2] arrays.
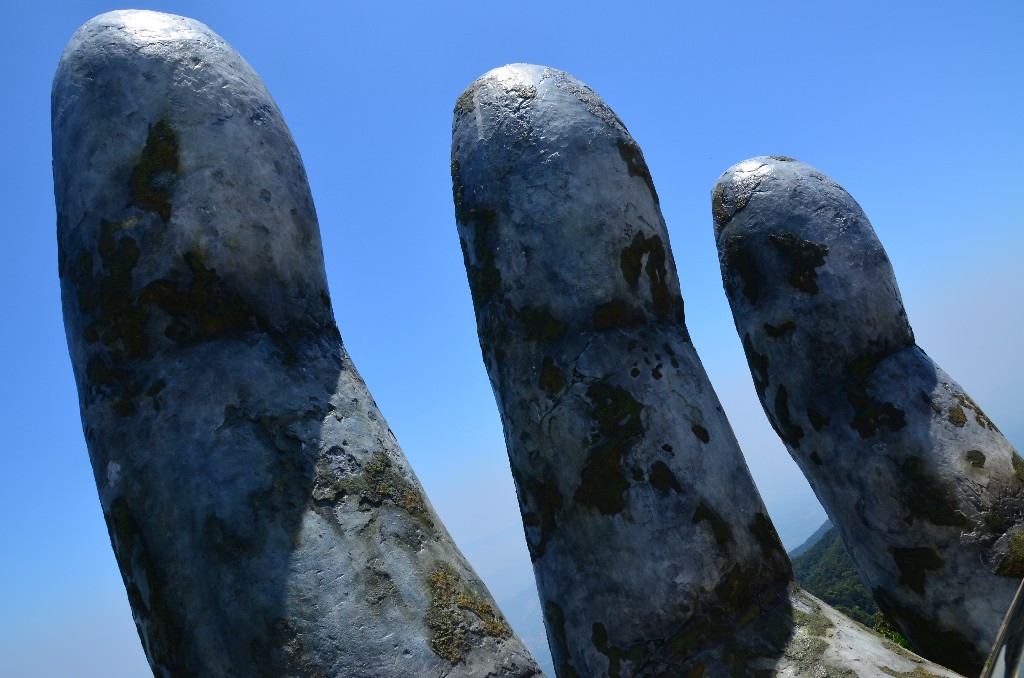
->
[[1013, 454, 1024, 483], [955, 393, 998, 431], [947, 405, 967, 427], [995, 527, 1024, 578], [879, 667, 946, 678], [965, 450, 986, 468], [426, 563, 511, 663], [313, 451, 428, 520]]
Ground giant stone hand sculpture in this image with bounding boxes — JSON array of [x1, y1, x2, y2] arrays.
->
[[52, 11, 542, 677], [713, 157, 1024, 675], [451, 64, 964, 678], [53, 9, 1015, 678]]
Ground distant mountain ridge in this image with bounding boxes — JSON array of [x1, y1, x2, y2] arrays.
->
[[788, 520, 880, 626], [788, 519, 834, 559]]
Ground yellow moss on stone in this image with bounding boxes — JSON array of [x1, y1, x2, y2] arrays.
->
[[427, 563, 512, 663]]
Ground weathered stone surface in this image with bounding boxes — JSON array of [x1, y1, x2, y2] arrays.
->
[[713, 156, 1023, 675], [452, 64, 958, 677], [53, 11, 542, 677]]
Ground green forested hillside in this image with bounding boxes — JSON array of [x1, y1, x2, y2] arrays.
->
[[790, 525, 879, 626]]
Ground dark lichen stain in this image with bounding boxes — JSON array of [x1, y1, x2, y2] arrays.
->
[[130, 120, 179, 222], [544, 601, 580, 678], [457, 206, 502, 308], [620, 232, 647, 285], [750, 513, 790, 566], [693, 503, 732, 546], [661, 342, 681, 368], [105, 497, 187, 675], [806, 408, 830, 432], [616, 137, 659, 205], [764, 320, 796, 337], [768, 231, 829, 294], [769, 156, 796, 162], [72, 220, 149, 416], [657, 576, 794, 672], [518, 305, 567, 342], [592, 621, 643, 678], [844, 350, 908, 438], [809, 452, 823, 465], [919, 391, 941, 414], [965, 450, 986, 468], [742, 334, 770, 400], [204, 515, 254, 561], [593, 298, 645, 330], [873, 588, 981, 676], [512, 466, 563, 562], [426, 563, 511, 663], [140, 251, 259, 344], [649, 461, 682, 494], [454, 80, 483, 116], [772, 385, 805, 447], [722, 234, 763, 304], [630, 367, 641, 378], [889, 546, 944, 595], [575, 383, 644, 515], [691, 424, 710, 444], [711, 179, 756, 233], [539, 356, 566, 396], [900, 456, 970, 530], [616, 231, 684, 325]]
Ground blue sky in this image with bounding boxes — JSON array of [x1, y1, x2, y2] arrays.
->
[[2, 1, 1022, 675]]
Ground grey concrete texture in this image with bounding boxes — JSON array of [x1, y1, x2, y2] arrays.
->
[[53, 11, 542, 677], [452, 64, 960, 677], [713, 156, 1024, 676]]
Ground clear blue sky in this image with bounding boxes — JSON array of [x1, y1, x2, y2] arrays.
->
[[2, 2, 1022, 675]]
